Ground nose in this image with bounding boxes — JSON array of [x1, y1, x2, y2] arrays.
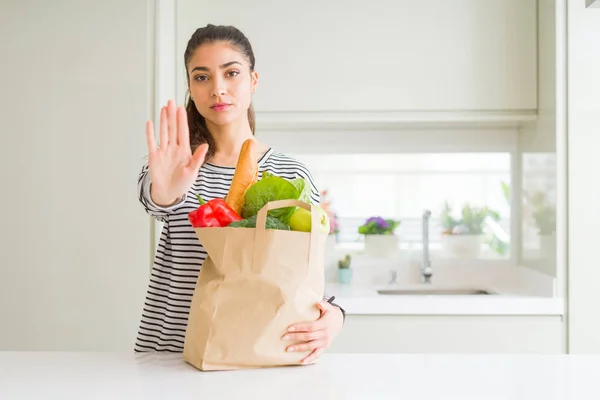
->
[[211, 77, 226, 97]]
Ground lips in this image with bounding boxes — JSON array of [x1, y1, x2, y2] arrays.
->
[[211, 103, 231, 112]]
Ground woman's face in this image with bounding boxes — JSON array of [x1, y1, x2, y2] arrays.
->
[[187, 41, 258, 128]]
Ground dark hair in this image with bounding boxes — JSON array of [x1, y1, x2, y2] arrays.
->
[[184, 24, 256, 160]]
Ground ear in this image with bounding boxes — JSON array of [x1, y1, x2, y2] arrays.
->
[[250, 70, 259, 92]]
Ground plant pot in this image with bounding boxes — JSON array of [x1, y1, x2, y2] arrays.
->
[[338, 268, 353, 284], [538, 233, 556, 260], [364, 234, 399, 258], [441, 234, 483, 258]]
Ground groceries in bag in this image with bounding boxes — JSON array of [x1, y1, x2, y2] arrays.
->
[[183, 139, 329, 371], [187, 138, 329, 233]]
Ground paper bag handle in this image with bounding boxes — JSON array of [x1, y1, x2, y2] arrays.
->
[[252, 199, 323, 274], [255, 199, 321, 234]]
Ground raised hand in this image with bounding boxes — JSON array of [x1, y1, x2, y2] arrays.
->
[[145, 100, 209, 207]]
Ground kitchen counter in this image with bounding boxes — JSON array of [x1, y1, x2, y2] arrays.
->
[[1, 351, 597, 399], [326, 283, 565, 316]]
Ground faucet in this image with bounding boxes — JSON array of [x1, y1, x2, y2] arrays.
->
[[388, 270, 398, 285], [421, 210, 433, 284]]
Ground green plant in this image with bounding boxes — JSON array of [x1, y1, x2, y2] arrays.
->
[[440, 201, 500, 235], [440, 201, 460, 234], [486, 234, 509, 256], [533, 204, 556, 235], [501, 181, 510, 203], [358, 216, 401, 235], [338, 254, 352, 269], [524, 190, 556, 235], [486, 181, 511, 256]]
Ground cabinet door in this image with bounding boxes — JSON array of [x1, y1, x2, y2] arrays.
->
[[177, 0, 537, 112], [327, 315, 564, 354]]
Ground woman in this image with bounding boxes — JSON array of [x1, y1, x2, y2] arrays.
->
[[136, 24, 345, 365]]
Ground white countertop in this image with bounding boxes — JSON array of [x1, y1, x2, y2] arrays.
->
[[1, 351, 597, 399], [326, 283, 565, 316]]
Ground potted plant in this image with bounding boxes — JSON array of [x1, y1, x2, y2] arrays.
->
[[337, 254, 352, 284], [533, 204, 555, 234], [440, 201, 500, 258], [358, 216, 401, 258]]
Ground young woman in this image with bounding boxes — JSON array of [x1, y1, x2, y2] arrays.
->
[[136, 24, 345, 364]]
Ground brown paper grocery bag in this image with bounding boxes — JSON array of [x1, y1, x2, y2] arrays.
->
[[183, 199, 327, 371]]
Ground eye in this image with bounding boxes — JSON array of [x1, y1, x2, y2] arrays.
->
[[227, 70, 240, 77], [194, 75, 209, 82]]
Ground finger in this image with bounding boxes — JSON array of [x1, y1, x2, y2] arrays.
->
[[301, 347, 324, 365], [167, 100, 177, 145], [287, 339, 326, 353], [282, 329, 326, 342], [190, 143, 209, 171], [177, 106, 190, 150], [159, 106, 168, 149], [288, 317, 327, 333], [145, 120, 158, 153]]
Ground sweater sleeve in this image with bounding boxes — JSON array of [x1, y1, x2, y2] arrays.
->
[[137, 163, 187, 222]]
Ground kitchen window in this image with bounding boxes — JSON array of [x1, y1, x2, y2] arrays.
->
[[291, 152, 513, 259]]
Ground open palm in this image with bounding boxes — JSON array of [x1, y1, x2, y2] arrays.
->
[[145, 100, 208, 206]]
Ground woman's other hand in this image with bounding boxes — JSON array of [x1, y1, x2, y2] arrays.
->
[[145, 99, 208, 206], [283, 301, 344, 365]]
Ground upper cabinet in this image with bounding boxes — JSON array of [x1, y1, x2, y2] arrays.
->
[[177, 0, 537, 114]]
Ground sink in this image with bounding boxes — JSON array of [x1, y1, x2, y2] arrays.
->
[[377, 287, 497, 295]]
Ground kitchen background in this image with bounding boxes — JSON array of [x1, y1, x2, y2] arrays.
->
[[170, 0, 559, 278], [1, 0, 599, 355]]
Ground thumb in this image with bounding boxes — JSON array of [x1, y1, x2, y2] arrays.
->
[[316, 301, 330, 315], [190, 143, 209, 171]]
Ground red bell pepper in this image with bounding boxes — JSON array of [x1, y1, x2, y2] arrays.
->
[[188, 194, 243, 228]]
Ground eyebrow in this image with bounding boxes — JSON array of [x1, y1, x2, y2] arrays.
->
[[191, 61, 242, 73]]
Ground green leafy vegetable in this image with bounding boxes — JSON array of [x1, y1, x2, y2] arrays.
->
[[227, 215, 290, 230], [242, 171, 309, 224], [291, 177, 311, 204]]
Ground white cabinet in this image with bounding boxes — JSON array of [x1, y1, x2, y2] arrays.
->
[[328, 315, 564, 354], [177, 0, 537, 113]]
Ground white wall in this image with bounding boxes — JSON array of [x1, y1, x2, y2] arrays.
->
[[566, 0, 600, 353], [0, 0, 153, 351]]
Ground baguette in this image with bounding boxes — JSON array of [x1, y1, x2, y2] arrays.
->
[[225, 138, 259, 215]]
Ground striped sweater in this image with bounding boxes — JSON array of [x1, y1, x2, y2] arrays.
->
[[134, 148, 338, 352]]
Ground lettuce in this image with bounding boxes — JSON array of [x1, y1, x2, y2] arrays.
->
[[242, 171, 309, 224], [291, 176, 311, 204]]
